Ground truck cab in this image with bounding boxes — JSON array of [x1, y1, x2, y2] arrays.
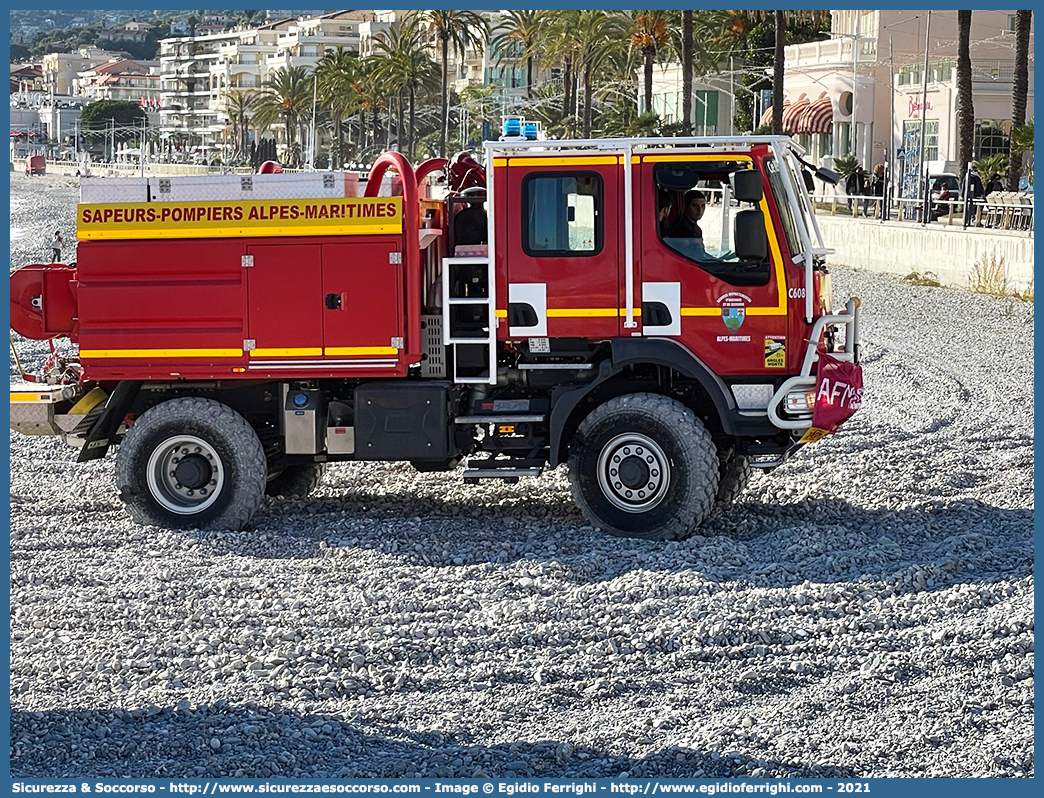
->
[[10, 134, 861, 541]]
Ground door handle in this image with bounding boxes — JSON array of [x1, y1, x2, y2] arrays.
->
[[325, 293, 342, 310]]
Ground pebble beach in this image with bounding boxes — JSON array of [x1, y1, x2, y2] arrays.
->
[[8, 170, 1034, 779]]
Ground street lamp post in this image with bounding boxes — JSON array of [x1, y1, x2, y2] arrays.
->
[[918, 10, 933, 226]]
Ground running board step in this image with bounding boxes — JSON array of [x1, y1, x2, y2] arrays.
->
[[748, 454, 785, 469], [517, 362, 594, 370], [463, 466, 543, 483], [454, 414, 546, 424]]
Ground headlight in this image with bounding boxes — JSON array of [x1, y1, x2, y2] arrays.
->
[[819, 271, 834, 314], [785, 389, 818, 414]]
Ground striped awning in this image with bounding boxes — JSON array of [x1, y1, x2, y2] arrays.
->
[[781, 96, 810, 134], [760, 99, 789, 128], [797, 94, 834, 135]]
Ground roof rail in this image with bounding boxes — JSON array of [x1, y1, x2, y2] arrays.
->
[[484, 135, 805, 156]]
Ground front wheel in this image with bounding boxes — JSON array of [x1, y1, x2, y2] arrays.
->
[[115, 397, 267, 530], [568, 393, 719, 541]]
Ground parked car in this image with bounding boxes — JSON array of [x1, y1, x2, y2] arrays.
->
[[929, 173, 961, 202]]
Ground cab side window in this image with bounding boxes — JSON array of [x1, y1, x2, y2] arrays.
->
[[523, 173, 602, 256]]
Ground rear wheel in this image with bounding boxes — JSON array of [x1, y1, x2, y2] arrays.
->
[[265, 463, 326, 498], [567, 393, 719, 540], [115, 397, 267, 530]]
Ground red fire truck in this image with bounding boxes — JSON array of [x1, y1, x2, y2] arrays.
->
[[9, 133, 862, 540]]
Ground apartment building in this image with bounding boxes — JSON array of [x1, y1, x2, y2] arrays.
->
[[265, 10, 374, 72], [75, 58, 161, 105], [157, 19, 297, 154]]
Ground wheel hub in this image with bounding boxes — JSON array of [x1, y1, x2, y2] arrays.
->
[[596, 433, 670, 513], [174, 455, 212, 490], [617, 456, 650, 489], [146, 435, 224, 515]]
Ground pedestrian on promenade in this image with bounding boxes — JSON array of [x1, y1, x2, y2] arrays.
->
[[50, 230, 63, 263], [845, 165, 865, 214], [864, 164, 885, 217], [965, 165, 985, 226]]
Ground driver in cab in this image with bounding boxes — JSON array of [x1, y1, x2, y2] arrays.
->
[[667, 189, 706, 239]]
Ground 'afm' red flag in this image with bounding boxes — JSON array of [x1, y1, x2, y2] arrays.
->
[[800, 353, 864, 443]]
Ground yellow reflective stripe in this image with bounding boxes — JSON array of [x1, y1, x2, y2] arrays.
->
[[495, 309, 508, 318], [79, 348, 243, 358], [544, 308, 645, 318], [78, 224, 400, 241], [679, 308, 719, 317], [492, 158, 508, 167], [506, 156, 619, 167], [547, 308, 618, 318], [10, 393, 51, 402], [250, 348, 322, 358], [324, 346, 399, 356]]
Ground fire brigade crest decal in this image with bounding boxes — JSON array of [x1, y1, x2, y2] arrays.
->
[[716, 292, 752, 342], [722, 307, 745, 332]]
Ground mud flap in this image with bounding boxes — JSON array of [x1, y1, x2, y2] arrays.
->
[[76, 380, 142, 462]]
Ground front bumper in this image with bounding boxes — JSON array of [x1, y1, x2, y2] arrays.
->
[[766, 297, 861, 431]]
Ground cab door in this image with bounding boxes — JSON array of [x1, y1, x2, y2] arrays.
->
[[503, 160, 621, 340], [637, 156, 787, 377]]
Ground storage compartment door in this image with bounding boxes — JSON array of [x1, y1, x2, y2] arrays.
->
[[246, 244, 324, 359], [321, 241, 402, 362]]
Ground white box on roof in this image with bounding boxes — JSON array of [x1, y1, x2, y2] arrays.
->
[[78, 178, 152, 204], [79, 172, 361, 204]]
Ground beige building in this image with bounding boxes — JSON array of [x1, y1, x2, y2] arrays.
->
[[781, 9, 1034, 179], [42, 46, 128, 95]]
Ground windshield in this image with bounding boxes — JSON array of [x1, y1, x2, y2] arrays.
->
[[763, 155, 801, 257]]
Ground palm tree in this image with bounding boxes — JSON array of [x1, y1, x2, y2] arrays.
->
[[680, 11, 693, 135], [1011, 121, 1034, 155], [224, 89, 255, 162], [253, 65, 312, 167], [419, 10, 489, 156], [574, 11, 629, 137], [1008, 10, 1032, 191], [956, 11, 974, 181], [490, 10, 545, 100], [374, 17, 440, 161], [772, 11, 785, 135], [356, 57, 385, 156], [545, 10, 582, 136], [315, 46, 360, 169], [630, 11, 672, 116]]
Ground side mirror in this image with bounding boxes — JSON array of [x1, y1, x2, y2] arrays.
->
[[815, 166, 840, 185], [731, 170, 763, 203], [734, 209, 768, 261]]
